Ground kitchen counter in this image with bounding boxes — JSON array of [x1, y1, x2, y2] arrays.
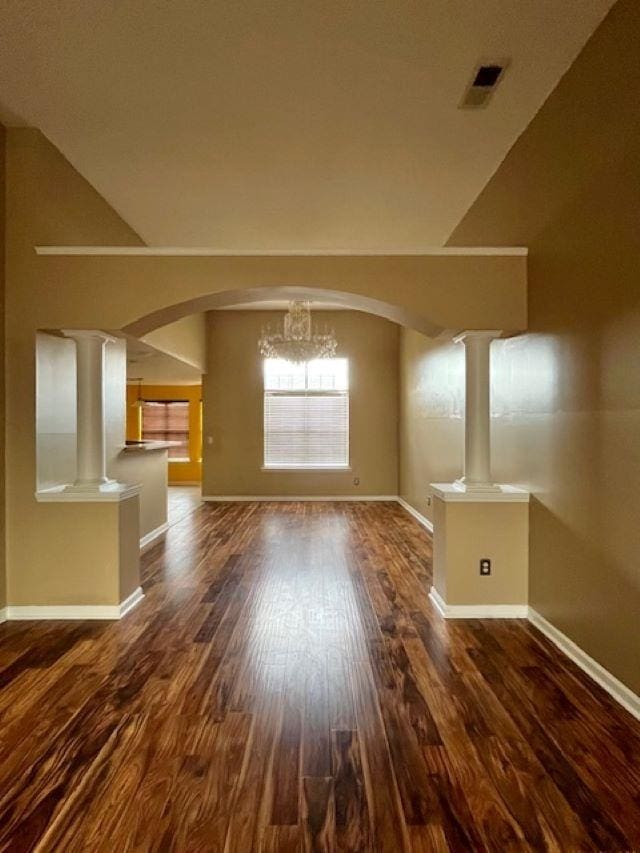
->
[[120, 440, 179, 453]]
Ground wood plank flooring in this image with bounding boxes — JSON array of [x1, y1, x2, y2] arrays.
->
[[0, 501, 639, 851]]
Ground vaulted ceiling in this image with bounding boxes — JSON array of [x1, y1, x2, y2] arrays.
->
[[0, 0, 613, 248]]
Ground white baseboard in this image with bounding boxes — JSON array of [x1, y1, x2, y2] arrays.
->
[[429, 586, 528, 619], [0, 607, 7, 624], [528, 608, 640, 721], [6, 586, 144, 622], [118, 586, 145, 618], [140, 522, 169, 550], [396, 497, 434, 533], [202, 495, 398, 502]]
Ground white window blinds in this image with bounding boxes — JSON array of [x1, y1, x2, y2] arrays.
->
[[263, 358, 349, 468], [142, 400, 190, 460]]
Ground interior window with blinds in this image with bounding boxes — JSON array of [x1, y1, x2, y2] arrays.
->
[[141, 400, 190, 460], [263, 358, 349, 469]]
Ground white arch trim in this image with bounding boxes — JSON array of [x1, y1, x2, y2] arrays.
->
[[122, 286, 445, 338]]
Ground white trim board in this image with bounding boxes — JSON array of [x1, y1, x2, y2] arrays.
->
[[396, 497, 434, 533], [35, 246, 528, 257], [0, 607, 7, 624], [528, 608, 640, 722], [203, 495, 398, 502], [140, 522, 169, 551], [6, 587, 144, 621], [429, 587, 528, 619]]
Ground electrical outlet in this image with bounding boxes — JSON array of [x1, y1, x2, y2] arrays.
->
[[353, 477, 360, 486], [480, 558, 491, 576]]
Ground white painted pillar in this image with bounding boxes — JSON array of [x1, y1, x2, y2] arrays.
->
[[454, 330, 501, 492], [62, 330, 116, 490]]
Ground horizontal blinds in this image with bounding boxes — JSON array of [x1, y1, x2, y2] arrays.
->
[[264, 393, 348, 467], [142, 401, 190, 459]]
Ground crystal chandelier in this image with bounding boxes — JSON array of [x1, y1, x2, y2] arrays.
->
[[258, 300, 337, 363]]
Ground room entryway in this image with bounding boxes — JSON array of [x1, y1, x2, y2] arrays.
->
[[168, 484, 202, 527]]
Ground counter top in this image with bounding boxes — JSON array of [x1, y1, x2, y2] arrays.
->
[[120, 440, 179, 453]]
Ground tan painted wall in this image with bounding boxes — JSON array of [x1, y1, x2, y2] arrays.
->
[[113, 451, 168, 542], [399, 332, 464, 521], [119, 497, 141, 602], [0, 124, 5, 610], [41, 252, 527, 339], [203, 310, 398, 497], [142, 313, 207, 372], [433, 499, 529, 607], [401, 1, 640, 693], [5, 128, 144, 605]]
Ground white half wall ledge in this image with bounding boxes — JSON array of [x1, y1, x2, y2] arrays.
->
[[430, 482, 530, 502], [429, 587, 528, 619], [528, 608, 640, 722], [34, 246, 528, 257], [396, 497, 434, 533], [35, 482, 142, 502], [5, 587, 144, 621], [140, 522, 169, 551]]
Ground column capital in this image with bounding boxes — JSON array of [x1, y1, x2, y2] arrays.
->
[[453, 329, 502, 345], [61, 329, 117, 344]]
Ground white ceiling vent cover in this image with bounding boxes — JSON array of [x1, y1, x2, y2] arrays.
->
[[460, 60, 509, 108]]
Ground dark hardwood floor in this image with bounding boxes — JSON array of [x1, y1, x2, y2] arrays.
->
[[0, 501, 639, 851]]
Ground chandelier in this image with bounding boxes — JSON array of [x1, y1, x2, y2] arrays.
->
[[258, 301, 337, 363]]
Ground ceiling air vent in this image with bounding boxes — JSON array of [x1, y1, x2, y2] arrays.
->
[[460, 60, 508, 109]]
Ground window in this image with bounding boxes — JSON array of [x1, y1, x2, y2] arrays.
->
[[263, 358, 349, 469], [142, 400, 190, 460]]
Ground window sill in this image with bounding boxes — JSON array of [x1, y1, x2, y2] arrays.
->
[[261, 465, 352, 472]]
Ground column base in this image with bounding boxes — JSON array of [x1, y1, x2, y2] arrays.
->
[[63, 478, 117, 494], [453, 477, 502, 494]]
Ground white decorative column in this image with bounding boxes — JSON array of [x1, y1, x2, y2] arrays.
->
[[428, 329, 530, 618], [62, 330, 117, 493], [453, 330, 501, 492]]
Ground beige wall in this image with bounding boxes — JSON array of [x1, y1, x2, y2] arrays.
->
[[44, 252, 527, 339], [119, 497, 142, 602], [35, 332, 77, 490], [401, 1, 640, 693], [203, 310, 398, 497], [141, 312, 207, 372], [0, 124, 5, 610], [433, 499, 529, 607], [5, 128, 144, 605], [399, 332, 463, 520], [113, 451, 168, 542]]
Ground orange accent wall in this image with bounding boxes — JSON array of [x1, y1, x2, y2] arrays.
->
[[126, 384, 202, 483]]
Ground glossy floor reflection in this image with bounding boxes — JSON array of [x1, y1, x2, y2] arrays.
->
[[0, 501, 638, 851]]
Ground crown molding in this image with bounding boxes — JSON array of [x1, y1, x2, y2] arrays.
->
[[35, 246, 528, 257]]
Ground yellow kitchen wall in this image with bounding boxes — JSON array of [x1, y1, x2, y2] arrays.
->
[[126, 384, 202, 483]]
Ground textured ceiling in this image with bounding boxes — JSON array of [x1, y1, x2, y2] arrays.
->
[[0, 0, 614, 248]]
